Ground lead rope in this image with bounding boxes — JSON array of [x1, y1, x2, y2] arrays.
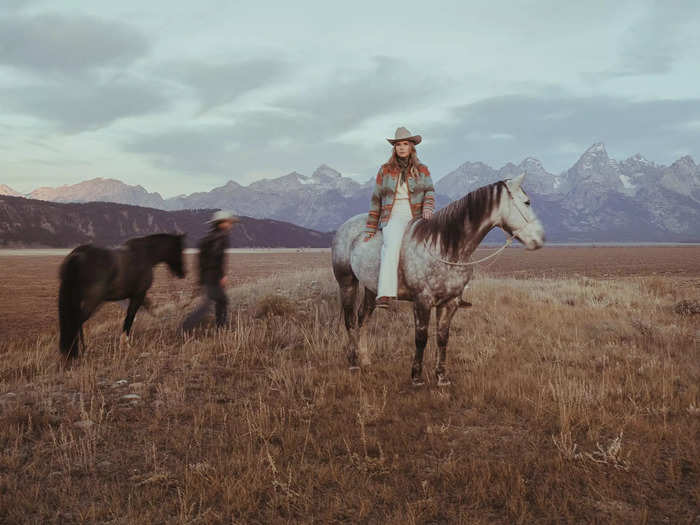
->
[[422, 236, 513, 266]]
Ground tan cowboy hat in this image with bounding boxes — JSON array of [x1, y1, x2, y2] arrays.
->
[[387, 126, 422, 145], [207, 210, 240, 224]]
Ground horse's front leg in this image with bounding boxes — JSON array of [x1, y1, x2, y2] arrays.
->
[[411, 297, 431, 386], [122, 292, 146, 340], [435, 298, 460, 386]]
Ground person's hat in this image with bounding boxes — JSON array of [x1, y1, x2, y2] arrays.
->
[[207, 210, 239, 224], [387, 126, 422, 145]]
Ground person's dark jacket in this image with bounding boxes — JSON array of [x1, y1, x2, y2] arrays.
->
[[198, 229, 229, 285]]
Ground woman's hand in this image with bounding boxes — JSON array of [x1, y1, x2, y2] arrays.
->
[[422, 209, 433, 220]]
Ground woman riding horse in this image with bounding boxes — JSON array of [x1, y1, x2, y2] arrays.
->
[[364, 127, 435, 308], [334, 164, 545, 385]]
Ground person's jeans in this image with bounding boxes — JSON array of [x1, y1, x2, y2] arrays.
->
[[181, 283, 228, 331]]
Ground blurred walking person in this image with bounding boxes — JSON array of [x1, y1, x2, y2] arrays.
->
[[181, 211, 239, 332]]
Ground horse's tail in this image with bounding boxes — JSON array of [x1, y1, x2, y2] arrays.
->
[[58, 251, 84, 358]]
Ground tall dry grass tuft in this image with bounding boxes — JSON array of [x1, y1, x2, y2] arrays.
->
[[1, 269, 698, 523]]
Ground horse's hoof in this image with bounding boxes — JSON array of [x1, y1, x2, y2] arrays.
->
[[437, 377, 451, 387], [348, 365, 361, 372], [411, 377, 425, 387]]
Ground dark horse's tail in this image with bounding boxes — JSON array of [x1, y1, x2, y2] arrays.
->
[[58, 251, 84, 358]]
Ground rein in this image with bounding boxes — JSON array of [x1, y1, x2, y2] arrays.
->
[[421, 182, 531, 267], [423, 236, 513, 266]]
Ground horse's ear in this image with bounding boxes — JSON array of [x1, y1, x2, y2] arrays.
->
[[509, 173, 526, 192]]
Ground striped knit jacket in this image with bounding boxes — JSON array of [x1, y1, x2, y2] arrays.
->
[[365, 162, 435, 233]]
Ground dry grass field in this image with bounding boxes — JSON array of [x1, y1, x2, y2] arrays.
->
[[1, 247, 699, 523]]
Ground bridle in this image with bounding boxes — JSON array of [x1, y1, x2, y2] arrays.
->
[[499, 183, 533, 242], [422, 182, 534, 267]]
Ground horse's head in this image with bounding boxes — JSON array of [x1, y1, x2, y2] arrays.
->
[[496, 174, 545, 250], [167, 233, 187, 278]]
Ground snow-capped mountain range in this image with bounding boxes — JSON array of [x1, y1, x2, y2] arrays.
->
[[4, 144, 700, 241], [436, 143, 700, 241]]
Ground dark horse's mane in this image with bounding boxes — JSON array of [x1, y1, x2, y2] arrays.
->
[[412, 181, 506, 259], [125, 233, 177, 248]]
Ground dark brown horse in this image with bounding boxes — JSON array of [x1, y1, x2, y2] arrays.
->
[[58, 233, 186, 358]]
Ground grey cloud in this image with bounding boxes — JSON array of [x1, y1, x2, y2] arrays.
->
[[1, 78, 169, 131], [127, 57, 441, 178], [0, 0, 35, 11], [127, 125, 239, 174], [125, 111, 382, 181], [422, 94, 700, 176], [165, 58, 289, 111], [273, 56, 438, 140], [126, 111, 309, 175], [0, 13, 148, 74], [589, 1, 700, 79]]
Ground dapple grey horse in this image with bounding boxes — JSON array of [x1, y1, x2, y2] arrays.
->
[[332, 174, 545, 385]]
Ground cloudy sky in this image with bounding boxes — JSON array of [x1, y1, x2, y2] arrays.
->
[[2, 0, 699, 196]]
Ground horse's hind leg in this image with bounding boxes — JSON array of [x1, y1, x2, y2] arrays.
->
[[338, 276, 359, 368], [75, 285, 106, 355], [81, 288, 105, 322], [358, 287, 376, 327], [435, 299, 460, 386], [411, 297, 431, 386]]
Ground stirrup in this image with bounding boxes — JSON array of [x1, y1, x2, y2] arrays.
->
[[376, 296, 392, 309]]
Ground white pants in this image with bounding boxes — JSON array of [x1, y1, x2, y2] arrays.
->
[[377, 198, 413, 298]]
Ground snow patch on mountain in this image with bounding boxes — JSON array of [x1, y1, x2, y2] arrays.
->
[[619, 175, 636, 190]]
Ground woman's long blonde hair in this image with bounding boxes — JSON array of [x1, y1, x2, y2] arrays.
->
[[385, 142, 419, 173]]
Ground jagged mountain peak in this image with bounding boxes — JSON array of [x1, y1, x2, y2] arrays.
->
[[0, 184, 22, 197], [519, 157, 544, 169], [575, 143, 614, 167], [672, 155, 697, 170], [569, 142, 620, 191], [248, 171, 305, 190], [313, 164, 342, 178], [620, 153, 658, 175], [435, 160, 498, 199], [277, 171, 304, 180], [221, 180, 243, 190], [495, 157, 559, 195], [660, 155, 700, 197], [584, 142, 607, 155], [626, 153, 651, 164], [517, 157, 551, 178]]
